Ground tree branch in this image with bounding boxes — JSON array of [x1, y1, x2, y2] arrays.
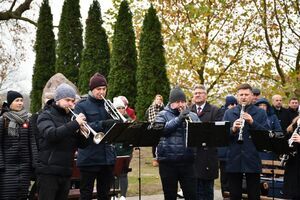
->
[[0, 0, 36, 26]]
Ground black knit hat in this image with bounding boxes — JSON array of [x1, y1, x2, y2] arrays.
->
[[252, 88, 261, 95], [89, 73, 107, 91], [169, 86, 186, 103], [7, 90, 23, 107]]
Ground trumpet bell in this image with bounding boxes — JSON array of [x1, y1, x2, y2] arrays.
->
[[93, 132, 105, 144]]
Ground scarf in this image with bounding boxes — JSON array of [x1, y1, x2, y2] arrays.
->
[[2, 109, 30, 137], [148, 104, 164, 123]]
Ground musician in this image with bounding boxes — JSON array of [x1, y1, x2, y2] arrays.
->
[[223, 83, 268, 200], [284, 117, 300, 199], [155, 86, 199, 200], [190, 84, 223, 200], [36, 83, 88, 200], [74, 72, 117, 200], [0, 91, 37, 199]]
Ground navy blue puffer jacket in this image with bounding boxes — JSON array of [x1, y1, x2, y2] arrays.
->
[[155, 104, 199, 163], [74, 95, 116, 167]]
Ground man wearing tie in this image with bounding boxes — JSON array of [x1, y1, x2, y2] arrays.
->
[[190, 84, 223, 200]]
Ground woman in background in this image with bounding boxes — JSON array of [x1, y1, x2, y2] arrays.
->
[[145, 94, 164, 167], [0, 91, 37, 199], [112, 97, 133, 200]]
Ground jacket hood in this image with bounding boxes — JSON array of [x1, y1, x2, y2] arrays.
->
[[255, 97, 274, 116]]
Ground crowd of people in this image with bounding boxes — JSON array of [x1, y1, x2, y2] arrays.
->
[[0, 72, 299, 200]]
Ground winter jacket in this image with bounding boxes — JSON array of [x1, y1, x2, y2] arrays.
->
[[223, 104, 269, 173], [255, 98, 282, 132], [284, 145, 300, 199], [273, 106, 291, 133], [74, 95, 116, 167], [36, 103, 88, 177], [190, 103, 224, 179], [155, 104, 199, 163], [0, 116, 37, 199]]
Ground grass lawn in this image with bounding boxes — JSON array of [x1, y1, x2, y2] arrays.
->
[[127, 147, 162, 196], [126, 147, 221, 197]]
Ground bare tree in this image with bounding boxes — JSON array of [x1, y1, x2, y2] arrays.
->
[[0, 0, 37, 92], [0, 0, 36, 25]]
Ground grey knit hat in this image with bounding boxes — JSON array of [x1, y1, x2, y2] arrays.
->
[[54, 83, 76, 101], [169, 86, 186, 103]]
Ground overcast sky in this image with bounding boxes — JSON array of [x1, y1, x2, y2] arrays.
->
[[6, 0, 113, 94]]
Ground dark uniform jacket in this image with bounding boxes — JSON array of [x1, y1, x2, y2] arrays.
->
[[272, 106, 291, 133], [191, 103, 223, 179], [223, 104, 268, 173], [37, 103, 88, 177], [74, 95, 116, 168]]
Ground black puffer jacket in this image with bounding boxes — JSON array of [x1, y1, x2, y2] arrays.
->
[[0, 116, 37, 199], [155, 104, 199, 163], [37, 103, 89, 177]]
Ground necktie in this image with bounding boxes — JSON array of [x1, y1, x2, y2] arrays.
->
[[197, 106, 202, 116]]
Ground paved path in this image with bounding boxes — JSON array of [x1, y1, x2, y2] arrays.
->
[[123, 189, 223, 200]]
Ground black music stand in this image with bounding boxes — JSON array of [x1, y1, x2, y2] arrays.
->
[[250, 130, 289, 154], [250, 130, 289, 200], [101, 121, 164, 200], [187, 121, 230, 147], [101, 122, 163, 147]]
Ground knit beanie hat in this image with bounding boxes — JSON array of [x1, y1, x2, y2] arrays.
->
[[54, 83, 76, 101], [7, 91, 23, 107], [225, 95, 237, 108], [113, 97, 125, 108], [169, 86, 186, 103], [89, 73, 107, 91]]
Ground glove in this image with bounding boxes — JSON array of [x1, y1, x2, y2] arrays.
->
[[179, 109, 190, 121], [102, 119, 116, 129]]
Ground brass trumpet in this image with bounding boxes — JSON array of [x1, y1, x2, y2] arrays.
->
[[68, 108, 105, 144], [101, 95, 128, 123]]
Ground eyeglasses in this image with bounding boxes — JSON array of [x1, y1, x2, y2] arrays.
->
[[117, 107, 125, 109]]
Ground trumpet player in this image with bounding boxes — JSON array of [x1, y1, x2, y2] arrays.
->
[[223, 83, 268, 200], [155, 86, 199, 200], [36, 83, 89, 200], [74, 73, 117, 200]]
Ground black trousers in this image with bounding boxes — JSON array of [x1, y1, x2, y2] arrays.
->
[[219, 161, 229, 196], [79, 165, 114, 200], [159, 162, 197, 200], [37, 174, 70, 200], [228, 172, 260, 200]]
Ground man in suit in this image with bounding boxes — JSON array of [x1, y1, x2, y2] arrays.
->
[[190, 84, 223, 200]]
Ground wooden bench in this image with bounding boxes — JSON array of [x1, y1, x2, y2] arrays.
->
[[223, 159, 285, 200], [261, 160, 285, 177]]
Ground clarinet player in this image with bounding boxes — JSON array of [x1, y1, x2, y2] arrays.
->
[[283, 116, 300, 199], [223, 83, 269, 200]]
